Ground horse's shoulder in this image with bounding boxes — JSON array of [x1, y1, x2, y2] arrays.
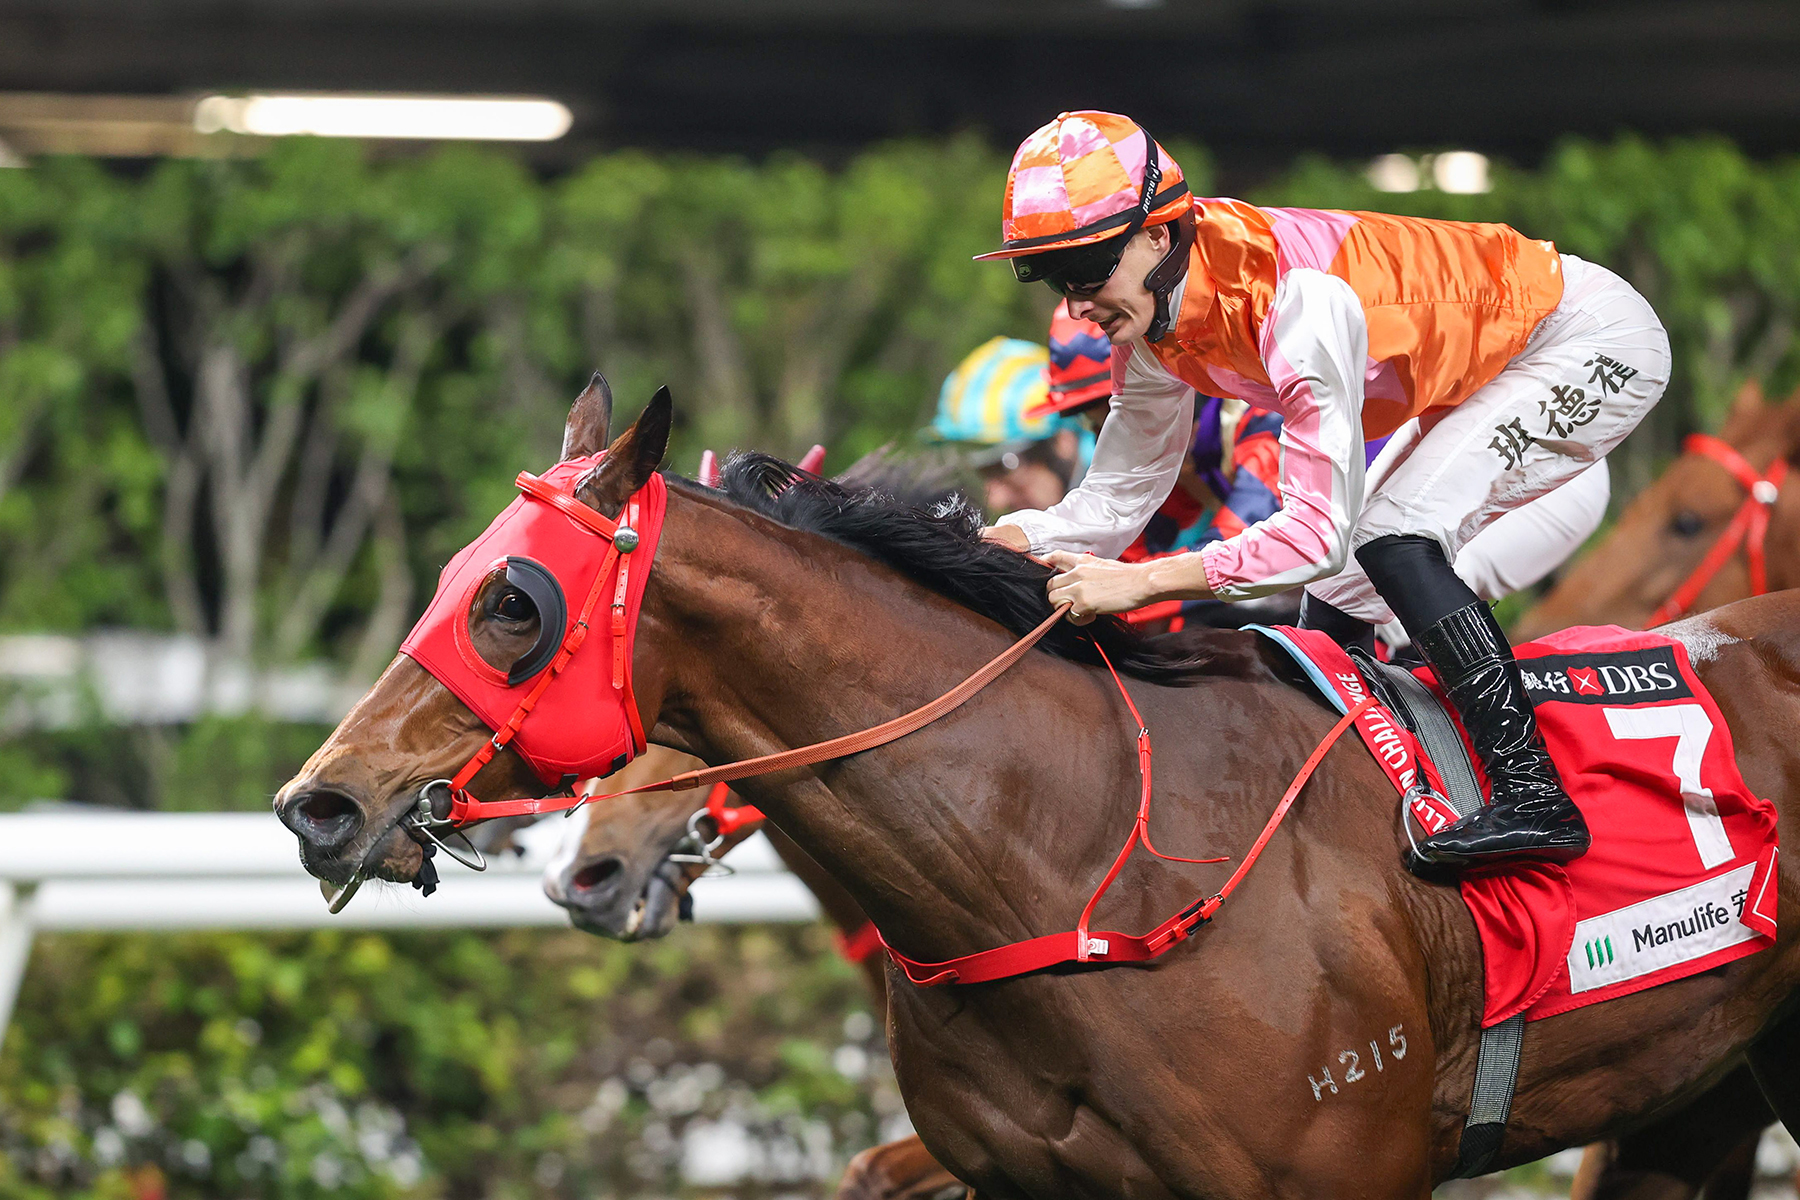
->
[[1659, 613, 1746, 666]]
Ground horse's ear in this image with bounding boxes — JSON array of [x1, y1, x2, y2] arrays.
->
[[578, 386, 673, 516], [562, 372, 614, 461], [1775, 385, 1800, 460], [1719, 379, 1768, 441]]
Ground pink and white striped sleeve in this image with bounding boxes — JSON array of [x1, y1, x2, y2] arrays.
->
[[1198, 268, 1369, 600]]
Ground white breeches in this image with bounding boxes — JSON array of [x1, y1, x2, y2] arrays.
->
[[1309, 254, 1669, 625]]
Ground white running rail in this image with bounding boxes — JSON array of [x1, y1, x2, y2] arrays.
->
[[0, 811, 816, 1043]]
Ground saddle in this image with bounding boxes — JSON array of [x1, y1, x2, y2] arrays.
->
[[1255, 622, 1781, 1179]]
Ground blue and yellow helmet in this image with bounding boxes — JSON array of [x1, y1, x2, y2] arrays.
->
[[927, 337, 1056, 450]]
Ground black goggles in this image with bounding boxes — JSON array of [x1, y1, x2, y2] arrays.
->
[[1011, 234, 1133, 297]]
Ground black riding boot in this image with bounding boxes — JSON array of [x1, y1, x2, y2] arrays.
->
[[1356, 535, 1590, 870], [1410, 603, 1590, 866]]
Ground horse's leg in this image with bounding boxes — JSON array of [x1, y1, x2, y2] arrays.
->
[[1747, 1006, 1800, 1128], [838, 1136, 967, 1200], [1567, 1065, 1770, 1200]]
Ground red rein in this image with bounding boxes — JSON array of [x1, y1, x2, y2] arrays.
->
[[880, 690, 1373, 986], [434, 468, 1372, 986], [587, 620, 1371, 987], [1646, 433, 1788, 628]]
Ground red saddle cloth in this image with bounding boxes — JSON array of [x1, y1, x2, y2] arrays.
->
[[1264, 624, 1779, 1027]]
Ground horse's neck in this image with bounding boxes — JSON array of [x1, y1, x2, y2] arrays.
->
[[762, 824, 889, 1002], [642, 496, 1182, 957]]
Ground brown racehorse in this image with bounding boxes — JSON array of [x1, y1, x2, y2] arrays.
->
[[1518, 381, 1800, 640], [277, 384, 1800, 1199], [1519, 381, 1800, 1200], [543, 745, 966, 1200]]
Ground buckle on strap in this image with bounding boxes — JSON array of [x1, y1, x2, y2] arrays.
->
[[403, 779, 488, 872]]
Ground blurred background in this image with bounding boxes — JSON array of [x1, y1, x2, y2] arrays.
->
[[0, 1, 1797, 1196]]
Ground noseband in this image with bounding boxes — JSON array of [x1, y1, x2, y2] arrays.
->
[[1646, 433, 1788, 627]]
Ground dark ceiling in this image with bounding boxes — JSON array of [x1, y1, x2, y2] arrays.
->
[[0, 0, 1794, 177]]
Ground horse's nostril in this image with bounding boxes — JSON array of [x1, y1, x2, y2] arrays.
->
[[571, 859, 623, 893], [279, 788, 363, 851], [298, 791, 357, 824]]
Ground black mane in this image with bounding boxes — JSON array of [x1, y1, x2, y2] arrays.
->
[[696, 452, 1263, 686]]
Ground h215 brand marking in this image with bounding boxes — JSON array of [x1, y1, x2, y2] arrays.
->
[[1309, 1025, 1407, 1101]]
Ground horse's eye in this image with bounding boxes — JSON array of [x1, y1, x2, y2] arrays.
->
[[1669, 510, 1706, 538], [494, 588, 534, 622]]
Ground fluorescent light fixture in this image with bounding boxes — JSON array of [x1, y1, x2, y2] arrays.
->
[[1367, 153, 1421, 193], [1433, 150, 1491, 194], [194, 94, 572, 142]]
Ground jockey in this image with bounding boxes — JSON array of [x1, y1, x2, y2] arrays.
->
[[927, 333, 1089, 515], [978, 111, 1670, 871], [1038, 300, 1611, 636], [1033, 300, 1290, 629]]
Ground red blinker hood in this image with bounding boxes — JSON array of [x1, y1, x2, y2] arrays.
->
[[400, 453, 668, 787]]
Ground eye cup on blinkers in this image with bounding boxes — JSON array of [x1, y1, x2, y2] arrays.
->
[[486, 556, 568, 686]]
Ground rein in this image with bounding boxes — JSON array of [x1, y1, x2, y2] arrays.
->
[[570, 615, 1370, 987], [1646, 433, 1788, 628], [455, 605, 1076, 821], [411, 470, 1372, 985]]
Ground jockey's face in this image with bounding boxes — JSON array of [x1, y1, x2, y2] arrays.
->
[[1064, 224, 1170, 345]]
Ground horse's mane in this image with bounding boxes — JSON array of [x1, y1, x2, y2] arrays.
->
[[690, 451, 1264, 686]]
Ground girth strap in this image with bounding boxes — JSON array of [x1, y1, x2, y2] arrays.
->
[[1354, 652, 1526, 1180]]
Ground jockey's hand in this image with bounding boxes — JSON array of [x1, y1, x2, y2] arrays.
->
[[981, 524, 1031, 552], [1043, 551, 1157, 625]]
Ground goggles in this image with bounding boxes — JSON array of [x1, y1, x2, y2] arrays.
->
[[1012, 235, 1133, 298]]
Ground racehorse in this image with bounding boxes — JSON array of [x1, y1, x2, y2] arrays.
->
[[1518, 380, 1800, 1200], [1517, 381, 1800, 640], [277, 382, 1800, 1199], [544, 744, 966, 1200]]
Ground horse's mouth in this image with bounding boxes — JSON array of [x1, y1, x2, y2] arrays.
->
[[296, 814, 425, 888], [565, 861, 685, 942]]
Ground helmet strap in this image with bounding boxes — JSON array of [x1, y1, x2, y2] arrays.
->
[[1143, 207, 1196, 343]]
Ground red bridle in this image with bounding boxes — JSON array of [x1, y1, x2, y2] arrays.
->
[[1645, 433, 1788, 628], [442, 479, 649, 823], [703, 780, 764, 835], [404, 465, 1369, 986], [399, 457, 666, 829], [692, 780, 885, 966]]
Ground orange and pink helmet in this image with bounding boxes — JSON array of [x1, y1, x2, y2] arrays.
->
[[975, 110, 1190, 260], [978, 111, 1196, 342]]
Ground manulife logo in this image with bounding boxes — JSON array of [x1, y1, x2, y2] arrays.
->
[[1584, 936, 1615, 970]]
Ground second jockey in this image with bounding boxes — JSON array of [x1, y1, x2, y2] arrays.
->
[[978, 111, 1670, 871]]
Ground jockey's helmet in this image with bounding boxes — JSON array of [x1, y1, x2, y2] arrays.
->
[[1028, 301, 1113, 424], [975, 111, 1195, 342], [925, 335, 1056, 462]]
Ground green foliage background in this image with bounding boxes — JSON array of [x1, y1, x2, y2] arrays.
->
[[0, 135, 1795, 1196]]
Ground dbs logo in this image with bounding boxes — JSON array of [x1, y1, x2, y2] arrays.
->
[[1567, 668, 1604, 696], [1521, 646, 1694, 706]]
